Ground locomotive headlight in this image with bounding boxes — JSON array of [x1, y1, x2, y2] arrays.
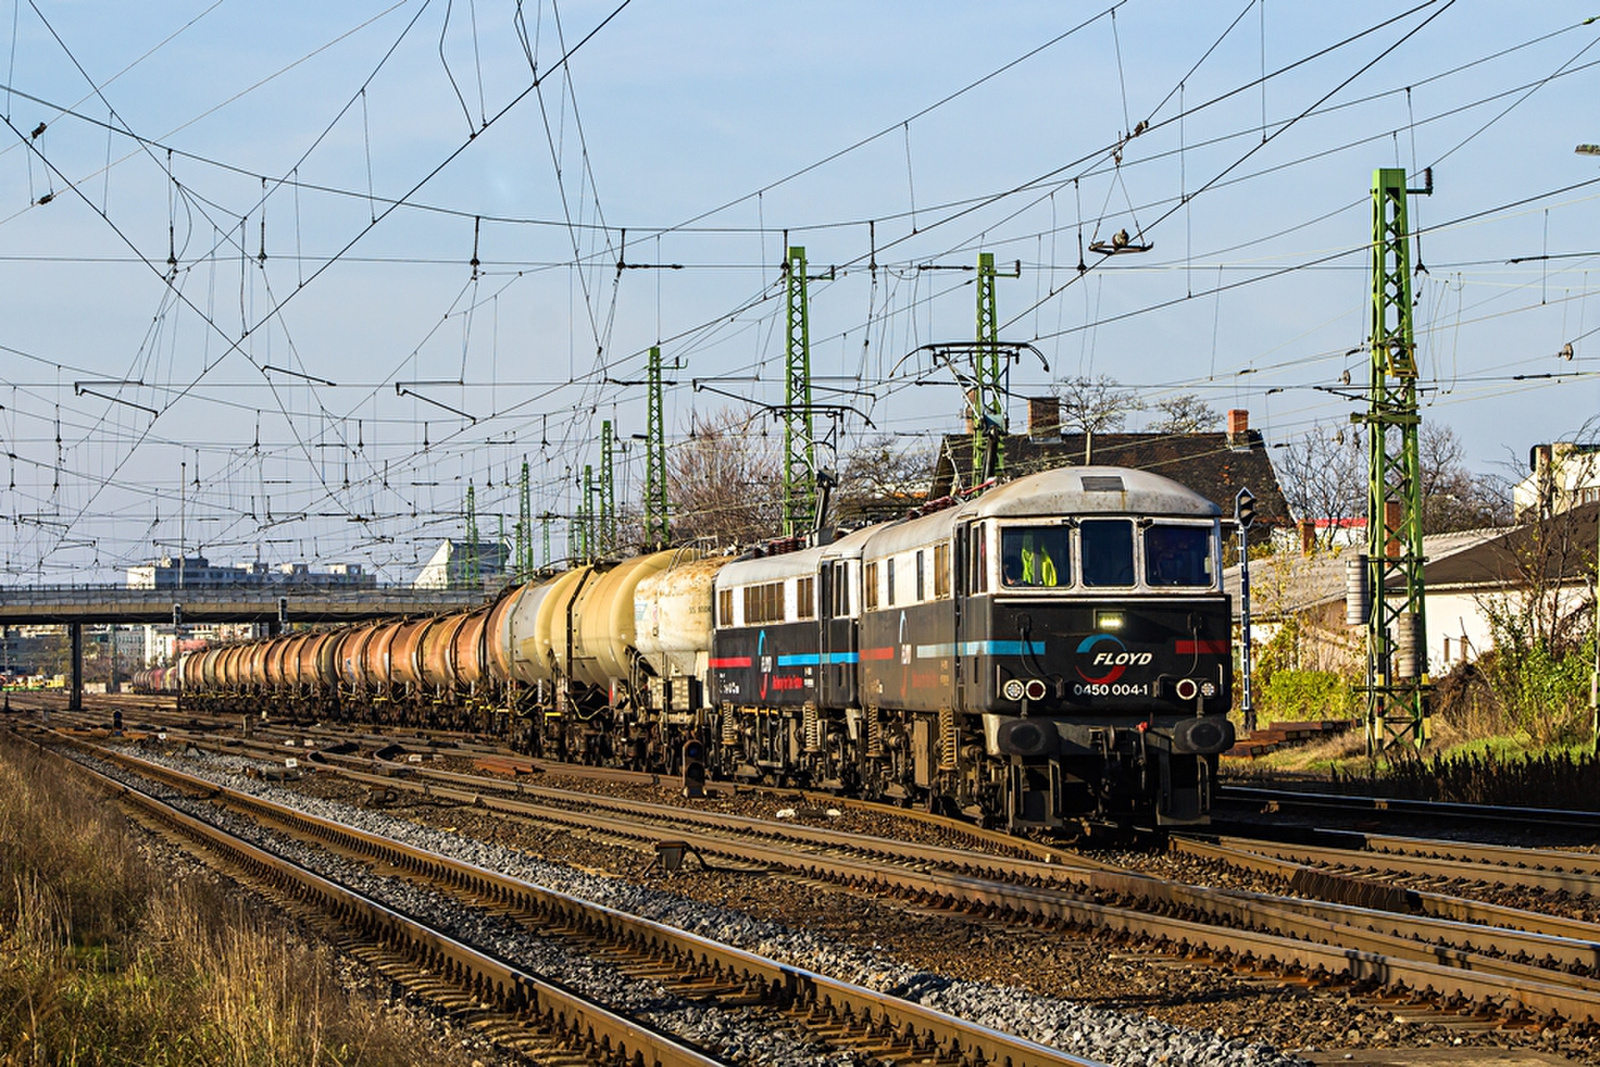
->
[[1095, 610, 1124, 629], [1002, 678, 1026, 701], [1174, 677, 1199, 701], [1200, 681, 1217, 697], [1023, 678, 1049, 702]]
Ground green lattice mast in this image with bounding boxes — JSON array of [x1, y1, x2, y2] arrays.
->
[[600, 419, 616, 557], [577, 464, 594, 562], [462, 480, 479, 588], [1357, 167, 1431, 753], [782, 246, 817, 537], [974, 252, 1004, 477], [517, 459, 531, 579], [644, 345, 670, 550]]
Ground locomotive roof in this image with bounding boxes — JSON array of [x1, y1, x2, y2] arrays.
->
[[969, 465, 1221, 520], [714, 521, 881, 587]]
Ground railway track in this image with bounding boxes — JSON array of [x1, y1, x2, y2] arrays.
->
[[1218, 782, 1600, 835], [40, 716, 1600, 1035], [24, 725, 1103, 1067], [36, 695, 1600, 1049], [16, 732, 722, 1067]]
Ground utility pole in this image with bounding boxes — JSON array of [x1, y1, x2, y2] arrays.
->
[[1235, 488, 1257, 733], [783, 246, 819, 538], [178, 459, 187, 591], [1580, 143, 1600, 751], [644, 345, 670, 550], [580, 464, 594, 562], [463, 480, 480, 589], [600, 419, 616, 557], [1355, 167, 1432, 755], [973, 252, 1020, 478], [517, 459, 531, 581]]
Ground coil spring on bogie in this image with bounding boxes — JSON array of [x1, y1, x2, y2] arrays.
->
[[721, 707, 740, 747], [865, 711, 883, 758], [938, 705, 959, 771], [802, 702, 822, 753]]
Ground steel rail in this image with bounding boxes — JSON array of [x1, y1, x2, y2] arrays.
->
[[121, 723, 1600, 1009], [1219, 784, 1600, 833], [1357, 832, 1600, 878], [1208, 834, 1600, 897], [1173, 834, 1600, 947], [1171, 836, 1600, 973], [58, 736, 1106, 1067], [81, 730, 1600, 1025], [66, 704, 1100, 868], [24, 737, 723, 1067]]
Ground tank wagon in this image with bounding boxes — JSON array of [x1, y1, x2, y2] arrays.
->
[[180, 465, 1235, 831]]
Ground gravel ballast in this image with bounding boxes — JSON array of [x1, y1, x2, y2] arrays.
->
[[91, 743, 1310, 1067]]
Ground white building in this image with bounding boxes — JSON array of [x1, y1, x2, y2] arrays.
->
[[412, 540, 509, 590], [126, 555, 375, 590], [1226, 507, 1596, 680], [1513, 442, 1600, 520]]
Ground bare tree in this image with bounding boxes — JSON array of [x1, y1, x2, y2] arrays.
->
[[1418, 423, 1511, 533], [1275, 424, 1365, 537], [1146, 393, 1221, 434], [834, 435, 935, 526], [1279, 420, 1509, 543], [1055, 375, 1143, 434], [666, 407, 782, 548]]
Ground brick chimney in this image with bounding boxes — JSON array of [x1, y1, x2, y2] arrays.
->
[[1028, 396, 1061, 441], [1384, 499, 1403, 558], [1298, 519, 1316, 556], [1227, 409, 1250, 449]]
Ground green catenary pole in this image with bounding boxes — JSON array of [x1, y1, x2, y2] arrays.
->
[[600, 419, 616, 557], [782, 246, 817, 537], [975, 252, 1003, 476], [1356, 167, 1430, 754], [581, 464, 594, 562], [644, 345, 670, 550], [463, 480, 479, 588], [518, 459, 531, 579]]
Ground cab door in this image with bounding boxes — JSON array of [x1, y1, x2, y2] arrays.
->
[[958, 521, 991, 713], [818, 559, 856, 708]]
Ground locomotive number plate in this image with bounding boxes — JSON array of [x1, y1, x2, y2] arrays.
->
[[1073, 682, 1150, 697]]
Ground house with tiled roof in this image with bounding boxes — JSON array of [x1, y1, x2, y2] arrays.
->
[[929, 403, 1293, 544]]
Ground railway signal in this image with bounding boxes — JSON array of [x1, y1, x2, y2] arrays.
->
[[1235, 487, 1256, 732]]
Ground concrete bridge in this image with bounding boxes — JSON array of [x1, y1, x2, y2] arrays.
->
[[0, 584, 491, 626]]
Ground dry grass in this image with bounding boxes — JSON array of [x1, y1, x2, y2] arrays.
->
[[0, 736, 483, 1066]]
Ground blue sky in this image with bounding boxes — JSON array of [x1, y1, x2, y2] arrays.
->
[[1, 1, 1597, 580]]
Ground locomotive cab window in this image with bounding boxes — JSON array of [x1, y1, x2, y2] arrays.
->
[[1080, 519, 1135, 587], [1000, 526, 1069, 588], [1144, 524, 1214, 587]]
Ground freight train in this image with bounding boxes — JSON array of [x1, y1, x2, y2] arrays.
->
[[166, 465, 1236, 831]]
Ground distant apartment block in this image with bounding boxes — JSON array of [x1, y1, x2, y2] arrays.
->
[[126, 555, 376, 590]]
